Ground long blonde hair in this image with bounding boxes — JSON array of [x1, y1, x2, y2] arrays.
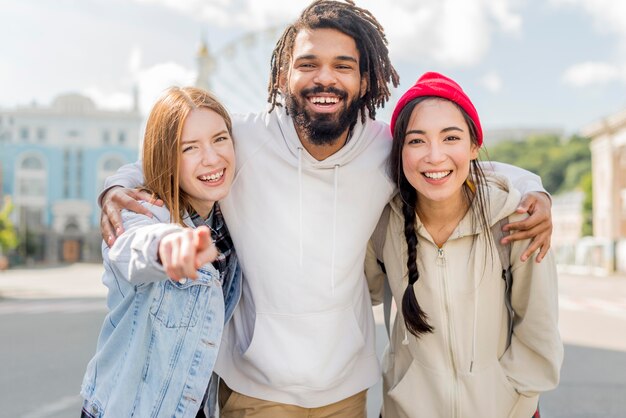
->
[[142, 87, 232, 226]]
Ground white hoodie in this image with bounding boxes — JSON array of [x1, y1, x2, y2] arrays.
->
[[213, 108, 395, 407], [102, 108, 546, 408]]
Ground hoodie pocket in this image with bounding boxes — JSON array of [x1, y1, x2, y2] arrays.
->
[[460, 362, 520, 417], [386, 359, 448, 417], [240, 307, 366, 389]]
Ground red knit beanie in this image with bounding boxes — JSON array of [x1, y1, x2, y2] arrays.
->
[[389, 72, 483, 145]]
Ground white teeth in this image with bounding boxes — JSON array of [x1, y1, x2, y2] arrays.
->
[[423, 171, 450, 180], [310, 96, 339, 104], [200, 170, 224, 182]]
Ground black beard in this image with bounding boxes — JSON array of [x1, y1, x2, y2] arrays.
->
[[285, 86, 360, 146]]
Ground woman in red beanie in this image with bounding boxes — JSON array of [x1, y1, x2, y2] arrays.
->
[[366, 72, 563, 418]]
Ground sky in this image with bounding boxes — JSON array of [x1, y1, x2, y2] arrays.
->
[[2, 0, 626, 136]]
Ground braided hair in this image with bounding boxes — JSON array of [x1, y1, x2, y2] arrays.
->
[[388, 97, 492, 337], [267, 0, 399, 122]]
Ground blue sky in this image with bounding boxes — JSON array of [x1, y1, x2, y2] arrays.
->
[[2, 0, 626, 135]]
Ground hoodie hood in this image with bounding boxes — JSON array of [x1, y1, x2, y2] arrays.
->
[[274, 106, 387, 168]]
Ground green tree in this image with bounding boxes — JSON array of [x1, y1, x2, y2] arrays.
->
[[580, 172, 593, 236], [0, 196, 19, 254], [486, 134, 591, 195]]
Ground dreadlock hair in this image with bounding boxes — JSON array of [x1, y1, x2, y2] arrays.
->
[[268, 0, 400, 123], [388, 96, 493, 338]]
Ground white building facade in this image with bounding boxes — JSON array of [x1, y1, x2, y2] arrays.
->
[[583, 108, 626, 273]]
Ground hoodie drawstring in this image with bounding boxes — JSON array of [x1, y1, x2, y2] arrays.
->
[[330, 164, 339, 294], [297, 147, 303, 268], [470, 236, 483, 373]]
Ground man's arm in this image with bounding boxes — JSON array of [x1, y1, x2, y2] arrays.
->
[[99, 161, 163, 246], [481, 161, 553, 263]]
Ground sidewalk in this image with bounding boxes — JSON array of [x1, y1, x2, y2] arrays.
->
[[0, 263, 107, 300], [1, 263, 626, 300]]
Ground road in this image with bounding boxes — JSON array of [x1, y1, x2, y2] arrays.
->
[[0, 264, 625, 417]]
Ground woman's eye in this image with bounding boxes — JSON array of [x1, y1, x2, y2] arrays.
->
[[445, 136, 461, 142], [182, 145, 195, 153], [215, 136, 229, 143]]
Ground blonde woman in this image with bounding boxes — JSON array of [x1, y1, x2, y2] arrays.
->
[[80, 87, 241, 418]]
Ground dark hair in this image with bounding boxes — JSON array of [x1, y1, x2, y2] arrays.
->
[[267, 0, 399, 122], [388, 96, 492, 337]]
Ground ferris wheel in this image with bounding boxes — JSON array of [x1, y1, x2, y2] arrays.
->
[[197, 26, 285, 116]]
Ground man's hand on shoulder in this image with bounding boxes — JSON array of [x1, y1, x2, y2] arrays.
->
[[100, 187, 163, 246], [501, 191, 552, 263]]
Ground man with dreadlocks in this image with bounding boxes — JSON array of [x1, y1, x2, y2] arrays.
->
[[99, 1, 552, 416]]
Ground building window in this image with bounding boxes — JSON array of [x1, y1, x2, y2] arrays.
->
[[20, 127, 29, 141], [15, 153, 47, 214], [118, 131, 126, 144], [67, 129, 80, 138], [76, 149, 83, 198], [19, 178, 45, 196], [98, 155, 126, 192], [21, 156, 44, 170], [37, 127, 46, 142], [63, 149, 71, 198], [102, 130, 110, 144]]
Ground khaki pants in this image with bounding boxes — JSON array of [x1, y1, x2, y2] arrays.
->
[[219, 380, 367, 418]]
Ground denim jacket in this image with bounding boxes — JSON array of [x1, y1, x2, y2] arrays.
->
[[81, 202, 242, 418]]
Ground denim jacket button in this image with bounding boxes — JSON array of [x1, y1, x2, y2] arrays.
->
[[179, 278, 188, 284]]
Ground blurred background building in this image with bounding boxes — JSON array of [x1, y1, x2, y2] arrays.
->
[[0, 93, 141, 263], [584, 109, 626, 273]]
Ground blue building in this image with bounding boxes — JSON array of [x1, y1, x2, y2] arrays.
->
[[0, 93, 142, 263]]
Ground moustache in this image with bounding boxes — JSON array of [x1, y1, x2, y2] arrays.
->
[[300, 86, 348, 100]]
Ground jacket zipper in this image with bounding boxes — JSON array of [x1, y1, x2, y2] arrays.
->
[[438, 247, 460, 418]]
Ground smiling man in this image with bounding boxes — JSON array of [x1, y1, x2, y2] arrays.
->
[[99, 1, 553, 417]]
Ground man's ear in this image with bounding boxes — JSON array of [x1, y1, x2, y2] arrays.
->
[[360, 72, 368, 98]]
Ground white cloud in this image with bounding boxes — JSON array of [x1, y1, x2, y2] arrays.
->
[[562, 61, 622, 86], [129, 47, 142, 75], [481, 71, 503, 92], [365, 0, 523, 67], [550, 0, 626, 45], [84, 61, 196, 114], [82, 87, 134, 110], [136, 62, 197, 113], [131, 0, 524, 67], [489, 0, 523, 33]]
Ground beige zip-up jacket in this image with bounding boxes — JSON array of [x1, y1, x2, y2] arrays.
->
[[366, 173, 563, 418]]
